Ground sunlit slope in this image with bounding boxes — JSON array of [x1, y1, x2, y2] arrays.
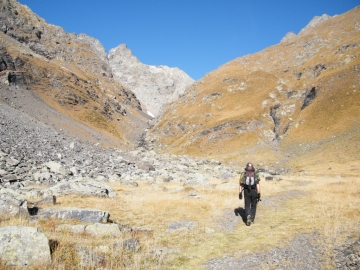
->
[[147, 6, 360, 173], [0, 0, 149, 148]]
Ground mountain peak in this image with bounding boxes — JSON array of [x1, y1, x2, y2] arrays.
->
[[299, 14, 332, 34], [108, 44, 194, 117]]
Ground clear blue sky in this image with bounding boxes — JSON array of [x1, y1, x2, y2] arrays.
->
[[18, 0, 359, 80]]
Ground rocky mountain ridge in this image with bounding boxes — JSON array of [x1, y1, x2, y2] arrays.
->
[[108, 44, 195, 117], [281, 13, 332, 42]]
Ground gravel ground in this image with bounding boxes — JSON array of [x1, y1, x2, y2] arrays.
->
[[204, 232, 324, 270]]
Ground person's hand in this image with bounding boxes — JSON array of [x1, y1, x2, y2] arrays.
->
[[257, 193, 261, 202], [239, 192, 242, 200]]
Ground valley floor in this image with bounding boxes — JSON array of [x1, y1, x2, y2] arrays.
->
[[1, 174, 359, 269], [0, 82, 359, 269]]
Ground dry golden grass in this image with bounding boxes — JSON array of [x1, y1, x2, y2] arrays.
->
[[148, 7, 360, 173], [1, 175, 359, 269]]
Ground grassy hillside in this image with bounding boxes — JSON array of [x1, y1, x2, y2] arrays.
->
[[147, 6, 360, 175]]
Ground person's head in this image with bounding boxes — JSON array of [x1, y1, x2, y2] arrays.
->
[[245, 162, 255, 171]]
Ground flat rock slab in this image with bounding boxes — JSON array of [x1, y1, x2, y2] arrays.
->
[[0, 226, 51, 267], [31, 207, 110, 223], [166, 220, 198, 233]]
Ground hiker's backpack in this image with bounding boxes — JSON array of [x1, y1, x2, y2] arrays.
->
[[240, 171, 258, 189]]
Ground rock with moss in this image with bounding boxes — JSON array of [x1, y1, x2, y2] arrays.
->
[[0, 226, 51, 267]]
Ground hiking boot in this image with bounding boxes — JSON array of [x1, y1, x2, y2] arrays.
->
[[246, 215, 251, 226]]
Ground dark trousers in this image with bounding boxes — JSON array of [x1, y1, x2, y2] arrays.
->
[[244, 188, 258, 220]]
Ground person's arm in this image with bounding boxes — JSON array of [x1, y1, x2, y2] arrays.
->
[[239, 172, 244, 193], [256, 172, 261, 193]]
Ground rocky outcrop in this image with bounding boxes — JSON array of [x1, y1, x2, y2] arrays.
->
[[78, 33, 107, 62], [280, 14, 333, 42], [280, 31, 296, 43], [108, 44, 195, 117], [0, 226, 51, 267]]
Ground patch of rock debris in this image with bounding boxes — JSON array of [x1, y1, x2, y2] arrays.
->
[[0, 99, 236, 196], [205, 232, 324, 270], [332, 237, 360, 269]]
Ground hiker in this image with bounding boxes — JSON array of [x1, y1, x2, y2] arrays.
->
[[239, 162, 261, 226]]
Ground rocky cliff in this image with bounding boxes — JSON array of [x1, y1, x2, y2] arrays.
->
[[108, 44, 195, 117], [146, 6, 360, 174], [0, 0, 152, 148]]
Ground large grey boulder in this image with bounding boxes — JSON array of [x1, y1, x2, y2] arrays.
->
[[31, 207, 110, 223], [0, 226, 51, 267], [0, 188, 29, 217], [41, 178, 117, 198]]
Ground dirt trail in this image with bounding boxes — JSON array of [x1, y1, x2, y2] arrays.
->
[[207, 177, 359, 269]]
